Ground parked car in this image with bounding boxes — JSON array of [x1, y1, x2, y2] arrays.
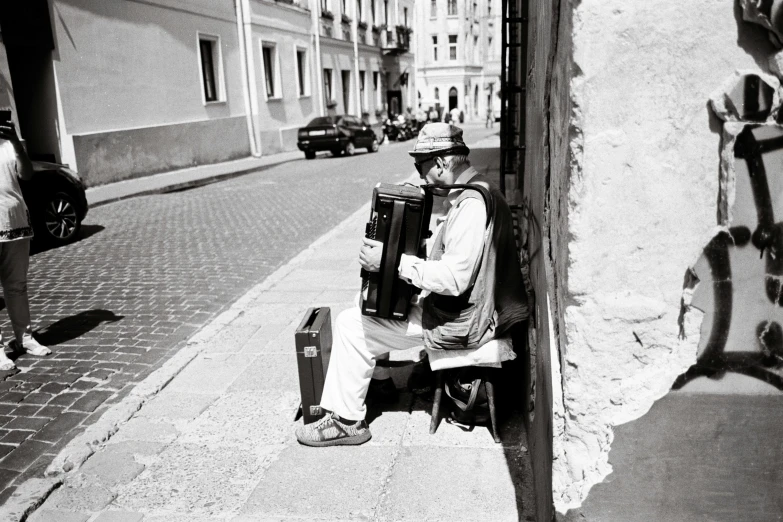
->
[[20, 160, 88, 247], [297, 115, 380, 159]]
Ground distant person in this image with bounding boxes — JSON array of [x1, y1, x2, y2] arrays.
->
[[428, 107, 438, 122], [450, 107, 461, 124], [0, 112, 51, 371], [486, 105, 494, 128]]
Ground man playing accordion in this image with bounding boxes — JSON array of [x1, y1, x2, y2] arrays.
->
[[296, 123, 528, 447]]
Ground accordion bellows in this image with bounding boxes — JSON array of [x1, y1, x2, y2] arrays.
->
[[360, 183, 432, 320]]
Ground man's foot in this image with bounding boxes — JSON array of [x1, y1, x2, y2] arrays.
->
[[10, 335, 51, 357], [296, 412, 371, 447], [0, 351, 15, 371], [366, 378, 399, 406]]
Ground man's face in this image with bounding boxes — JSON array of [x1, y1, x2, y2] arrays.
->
[[414, 157, 442, 185]]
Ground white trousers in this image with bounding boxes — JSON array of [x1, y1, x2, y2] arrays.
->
[[0, 239, 32, 343], [320, 303, 424, 421]]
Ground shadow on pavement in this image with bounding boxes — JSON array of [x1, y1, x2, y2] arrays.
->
[[33, 309, 125, 346], [30, 224, 106, 256]]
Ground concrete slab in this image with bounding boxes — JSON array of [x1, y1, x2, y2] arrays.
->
[[227, 354, 300, 394], [239, 445, 396, 520], [113, 442, 281, 517], [107, 417, 179, 444], [252, 290, 326, 305], [44, 476, 117, 512], [403, 403, 529, 449], [79, 445, 146, 488], [240, 319, 300, 355], [136, 391, 219, 423], [229, 304, 309, 327], [164, 354, 257, 394], [377, 446, 531, 522], [202, 324, 263, 355], [178, 391, 300, 447], [364, 406, 413, 447], [27, 510, 90, 522], [270, 270, 359, 292], [92, 510, 144, 522]]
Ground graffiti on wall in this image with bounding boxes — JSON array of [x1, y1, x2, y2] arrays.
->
[[675, 74, 783, 391]]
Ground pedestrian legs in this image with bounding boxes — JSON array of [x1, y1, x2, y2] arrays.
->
[[0, 239, 31, 343], [320, 304, 423, 421]]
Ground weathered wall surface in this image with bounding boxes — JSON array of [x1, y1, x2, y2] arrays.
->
[[550, 0, 783, 514]]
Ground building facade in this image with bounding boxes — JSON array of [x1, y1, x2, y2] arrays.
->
[[0, 0, 415, 187], [414, 0, 501, 122]]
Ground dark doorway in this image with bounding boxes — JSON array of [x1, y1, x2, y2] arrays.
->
[[341, 70, 351, 114], [448, 87, 458, 111], [0, 0, 59, 163], [387, 90, 402, 116]]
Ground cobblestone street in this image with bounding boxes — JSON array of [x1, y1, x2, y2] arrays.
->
[[0, 127, 497, 503]]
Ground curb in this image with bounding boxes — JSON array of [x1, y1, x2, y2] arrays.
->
[[4, 202, 370, 521], [87, 154, 300, 208]]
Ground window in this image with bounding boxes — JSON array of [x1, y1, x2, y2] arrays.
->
[[371, 0, 376, 24], [488, 36, 493, 59], [321, 0, 330, 12], [359, 71, 366, 112], [384, 0, 388, 25], [198, 35, 223, 103], [342, 0, 347, 14], [341, 69, 351, 113], [434, 87, 440, 100], [473, 35, 478, 62], [357, 0, 362, 21], [430, 0, 436, 18], [404, 7, 408, 26], [449, 34, 457, 60], [324, 68, 333, 103], [261, 42, 281, 99], [296, 48, 309, 96], [447, 0, 457, 16], [488, 1, 492, 17], [432, 36, 438, 61]]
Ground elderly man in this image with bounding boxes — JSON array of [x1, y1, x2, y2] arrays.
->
[[295, 123, 528, 447]]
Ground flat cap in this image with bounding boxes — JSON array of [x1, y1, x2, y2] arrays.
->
[[409, 123, 470, 159]]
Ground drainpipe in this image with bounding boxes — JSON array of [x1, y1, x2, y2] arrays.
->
[[236, 0, 262, 157], [312, 3, 325, 116], [353, 0, 362, 116]]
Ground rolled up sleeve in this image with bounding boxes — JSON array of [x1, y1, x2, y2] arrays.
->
[[398, 198, 486, 296]]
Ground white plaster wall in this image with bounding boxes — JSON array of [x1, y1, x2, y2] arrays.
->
[[251, 2, 317, 133], [556, 0, 772, 512], [53, 0, 244, 135]]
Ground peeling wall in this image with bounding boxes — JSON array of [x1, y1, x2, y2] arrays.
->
[[535, 0, 783, 516]]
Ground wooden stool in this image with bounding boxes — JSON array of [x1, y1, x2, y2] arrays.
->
[[429, 367, 501, 443]]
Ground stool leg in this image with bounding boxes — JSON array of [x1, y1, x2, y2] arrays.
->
[[484, 372, 501, 443], [429, 371, 445, 434]]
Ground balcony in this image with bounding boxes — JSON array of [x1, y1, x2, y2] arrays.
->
[[382, 25, 411, 55]]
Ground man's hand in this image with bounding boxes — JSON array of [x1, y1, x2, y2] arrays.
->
[[0, 121, 21, 145], [359, 238, 383, 272]]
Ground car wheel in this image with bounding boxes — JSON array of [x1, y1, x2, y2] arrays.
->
[[305, 151, 316, 159], [40, 191, 81, 246], [344, 141, 356, 156], [368, 139, 379, 153], [331, 149, 343, 157]]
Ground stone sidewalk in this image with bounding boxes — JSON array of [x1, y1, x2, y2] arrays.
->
[[13, 139, 534, 522]]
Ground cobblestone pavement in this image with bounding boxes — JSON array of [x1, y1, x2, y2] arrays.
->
[[0, 126, 498, 504]]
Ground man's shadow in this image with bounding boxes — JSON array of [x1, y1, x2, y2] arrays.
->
[[32, 309, 124, 346]]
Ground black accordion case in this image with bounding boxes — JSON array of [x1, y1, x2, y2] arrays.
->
[[294, 307, 332, 424], [360, 183, 432, 320]]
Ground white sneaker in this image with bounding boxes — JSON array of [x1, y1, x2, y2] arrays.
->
[[0, 351, 15, 371], [11, 335, 51, 357]]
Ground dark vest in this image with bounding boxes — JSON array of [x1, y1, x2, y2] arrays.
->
[[421, 173, 529, 351]]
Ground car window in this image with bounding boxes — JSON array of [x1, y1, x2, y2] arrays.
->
[[308, 117, 334, 126]]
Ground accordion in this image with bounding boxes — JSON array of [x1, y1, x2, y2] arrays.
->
[[360, 183, 432, 320]]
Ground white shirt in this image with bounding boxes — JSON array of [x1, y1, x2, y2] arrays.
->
[[398, 168, 486, 296]]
